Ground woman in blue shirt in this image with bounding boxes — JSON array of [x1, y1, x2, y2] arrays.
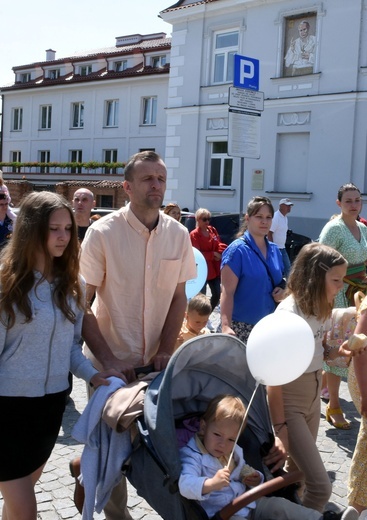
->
[[220, 196, 285, 344]]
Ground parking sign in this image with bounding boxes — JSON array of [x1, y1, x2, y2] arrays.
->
[[233, 54, 259, 91]]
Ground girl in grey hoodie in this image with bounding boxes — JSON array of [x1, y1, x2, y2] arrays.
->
[[0, 191, 122, 520]]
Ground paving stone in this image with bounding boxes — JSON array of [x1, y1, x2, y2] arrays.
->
[[0, 311, 361, 518]]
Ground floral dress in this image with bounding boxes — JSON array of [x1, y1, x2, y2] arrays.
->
[[319, 216, 367, 376], [347, 297, 367, 507]]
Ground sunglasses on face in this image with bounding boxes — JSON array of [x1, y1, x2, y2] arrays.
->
[[201, 217, 210, 222]]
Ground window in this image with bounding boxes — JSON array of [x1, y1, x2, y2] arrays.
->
[[11, 108, 23, 131], [70, 150, 83, 173], [21, 73, 31, 83], [209, 142, 233, 188], [98, 194, 113, 208], [213, 30, 239, 84], [40, 105, 52, 130], [11, 151, 21, 162], [151, 55, 167, 68], [142, 97, 157, 125], [39, 150, 50, 173], [105, 100, 119, 127], [10, 151, 21, 172], [49, 69, 60, 79], [80, 65, 92, 76], [104, 149, 118, 174], [114, 60, 127, 72], [71, 102, 84, 128]]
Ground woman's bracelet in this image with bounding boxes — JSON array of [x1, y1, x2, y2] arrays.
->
[[274, 421, 287, 435]]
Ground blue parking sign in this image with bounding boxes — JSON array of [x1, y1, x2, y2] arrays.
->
[[233, 54, 259, 91]]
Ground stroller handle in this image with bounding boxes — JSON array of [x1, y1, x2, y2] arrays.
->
[[214, 470, 303, 520]]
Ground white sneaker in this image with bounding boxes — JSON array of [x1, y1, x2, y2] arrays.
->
[[325, 507, 359, 520], [206, 319, 215, 332], [341, 506, 359, 520]]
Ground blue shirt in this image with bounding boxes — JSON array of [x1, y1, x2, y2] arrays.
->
[[221, 231, 283, 324], [0, 215, 14, 249]]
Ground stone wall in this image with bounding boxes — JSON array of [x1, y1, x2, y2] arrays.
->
[[4, 178, 129, 209]]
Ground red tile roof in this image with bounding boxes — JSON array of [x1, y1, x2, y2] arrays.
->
[[1, 63, 170, 91], [56, 179, 125, 189], [1, 35, 171, 90], [13, 37, 171, 70]]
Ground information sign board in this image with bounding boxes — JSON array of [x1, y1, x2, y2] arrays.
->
[[229, 87, 264, 111], [228, 108, 261, 159]]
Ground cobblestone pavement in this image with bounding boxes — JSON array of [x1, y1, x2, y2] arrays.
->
[[0, 363, 360, 519]]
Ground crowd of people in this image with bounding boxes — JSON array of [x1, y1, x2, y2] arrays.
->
[[0, 157, 366, 520]]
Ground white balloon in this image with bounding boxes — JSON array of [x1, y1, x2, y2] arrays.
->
[[185, 247, 208, 300], [246, 311, 315, 386]]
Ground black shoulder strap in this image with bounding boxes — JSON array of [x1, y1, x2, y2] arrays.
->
[[240, 237, 276, 289]]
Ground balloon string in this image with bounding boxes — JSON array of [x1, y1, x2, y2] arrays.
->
[[226, 381, 260, 469]]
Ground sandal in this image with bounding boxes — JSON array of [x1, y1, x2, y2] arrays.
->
[[325, 404, 351, 430], [320, 388, 330, 400]]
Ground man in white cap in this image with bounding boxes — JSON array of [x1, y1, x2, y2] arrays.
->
[[268, 198, 294, 277]]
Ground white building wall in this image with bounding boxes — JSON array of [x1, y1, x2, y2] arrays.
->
[[161, 0, 367, 238], [1, 76, 168, 167], [2, 3, 367, 239]]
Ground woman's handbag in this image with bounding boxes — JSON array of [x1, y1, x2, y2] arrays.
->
[[343, 263, 367, 306], [325, 306, 357, 368]]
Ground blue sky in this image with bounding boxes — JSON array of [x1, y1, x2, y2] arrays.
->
[[0, 0, 172, 86]]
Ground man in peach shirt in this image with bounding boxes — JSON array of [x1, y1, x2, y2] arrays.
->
[[80, 150, 196, 520]]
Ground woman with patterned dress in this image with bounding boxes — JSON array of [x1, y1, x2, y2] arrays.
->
[[347, 296, 367, 515], [319, 183, 367, 429]]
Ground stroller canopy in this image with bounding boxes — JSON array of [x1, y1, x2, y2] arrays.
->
[[144, 334, 274, 481]]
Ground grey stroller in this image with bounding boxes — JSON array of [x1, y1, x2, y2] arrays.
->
[[125, 333, 301, 519]]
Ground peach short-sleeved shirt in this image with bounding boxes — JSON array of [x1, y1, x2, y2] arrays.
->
[[80, 204, 196, 367]]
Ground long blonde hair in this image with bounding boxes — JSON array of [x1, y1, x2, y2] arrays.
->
[[287, 242, 347, 321]]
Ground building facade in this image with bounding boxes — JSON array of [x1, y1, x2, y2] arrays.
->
[[0, 33, 170, 176], [160, 0, 367, 238], [1, 1, 367, 238]]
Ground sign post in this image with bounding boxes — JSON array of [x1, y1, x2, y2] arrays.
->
[[228, 54, 263, 218]]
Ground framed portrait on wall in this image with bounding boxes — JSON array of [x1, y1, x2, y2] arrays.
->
[[283, 13, 317, 77]]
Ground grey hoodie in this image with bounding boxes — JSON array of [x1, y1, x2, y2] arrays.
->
[[0, 273, 98, 397]]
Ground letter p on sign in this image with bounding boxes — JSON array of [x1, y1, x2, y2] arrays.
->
[[233, 54, 259, 91], [241, 59, 254, 82]]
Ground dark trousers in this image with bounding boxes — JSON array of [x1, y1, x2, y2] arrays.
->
[[201, 276, 221, 311]]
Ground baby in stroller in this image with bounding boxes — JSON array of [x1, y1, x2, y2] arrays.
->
[[179, 394, 358, 520]]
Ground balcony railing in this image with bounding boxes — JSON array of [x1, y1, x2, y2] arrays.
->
[[0, 161, 126, 175]]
